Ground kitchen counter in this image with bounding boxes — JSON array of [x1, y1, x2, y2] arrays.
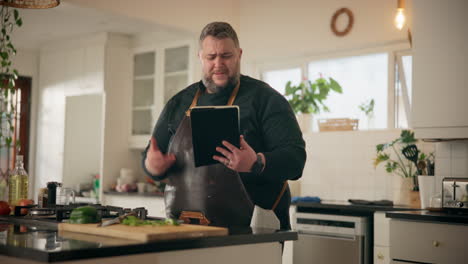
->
[[103, 191, 164, 197], [0, 218, 295, 263], [294, 200, 416, 217], [386, 210, 468, 224]]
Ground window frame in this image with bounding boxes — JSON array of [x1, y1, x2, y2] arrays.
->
[[394, 49, 413, 128], [256, 42, 411, 130]]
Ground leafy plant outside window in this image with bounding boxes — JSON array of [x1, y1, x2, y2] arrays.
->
[[284, 75, 343, 114]]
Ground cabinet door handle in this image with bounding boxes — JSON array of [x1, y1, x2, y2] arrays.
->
[[432, 240, 440, 247], [377, 253, 384, 260]]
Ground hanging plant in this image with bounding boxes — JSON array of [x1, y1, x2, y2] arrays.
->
[[0, 5, 22, 160]]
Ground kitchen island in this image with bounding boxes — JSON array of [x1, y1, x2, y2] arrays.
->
[[0, 218, 296, 264]]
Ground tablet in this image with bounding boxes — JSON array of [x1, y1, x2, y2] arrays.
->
[[190, 106, 240, 167]]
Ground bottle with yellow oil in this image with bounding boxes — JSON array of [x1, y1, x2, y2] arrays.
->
[[8, 155, 29, 207]]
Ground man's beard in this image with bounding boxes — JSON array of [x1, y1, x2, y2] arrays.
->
[[202, 71, 240, 94]]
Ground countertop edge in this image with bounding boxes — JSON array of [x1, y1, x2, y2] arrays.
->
[[0, 227, 296, 263], [385, 210, 468, 225]]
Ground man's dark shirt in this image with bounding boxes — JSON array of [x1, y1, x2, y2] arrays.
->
[[142, 75, 306, 229]]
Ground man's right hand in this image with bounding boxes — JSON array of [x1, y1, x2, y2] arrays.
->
[[144, 137, 176, 176]]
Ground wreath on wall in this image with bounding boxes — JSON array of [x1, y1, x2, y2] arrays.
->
[[330, 7, 354, 37]]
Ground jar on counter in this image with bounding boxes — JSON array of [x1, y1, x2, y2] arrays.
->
[[37, 188, 48, 208]]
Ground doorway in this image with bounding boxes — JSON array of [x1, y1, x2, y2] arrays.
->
[[0, 76, 32, 176]]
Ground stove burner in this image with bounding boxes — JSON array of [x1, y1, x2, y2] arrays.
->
[[14, 204, 148, 222]]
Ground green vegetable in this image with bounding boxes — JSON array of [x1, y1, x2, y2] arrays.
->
[[69, 206, 101, 224], [121, 216, 180, 226]]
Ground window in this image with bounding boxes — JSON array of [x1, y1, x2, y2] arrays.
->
[[262, 68, 301, 95], [308, 53, 388, 131], [260, 48, 412, 132]]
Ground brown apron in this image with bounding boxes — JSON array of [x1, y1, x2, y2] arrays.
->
[[164, 83, 254, 227]]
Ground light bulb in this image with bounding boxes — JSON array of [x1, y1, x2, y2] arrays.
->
[[394, 8, 405, 30]]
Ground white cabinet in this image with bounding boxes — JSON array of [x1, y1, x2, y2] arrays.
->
[[129, 42, 193, 148], [411, 0, 468, 139], [104, 194, 166, 218], [131, 51, 156, 138], [374, 212, 391, 264], [390, 219, 468, 264]]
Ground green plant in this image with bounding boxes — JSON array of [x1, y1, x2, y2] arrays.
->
[[0, 5, 22, 159], [284, 76, 342, 114], [374, 130, 428, 183], [358, 99, 375, 117]]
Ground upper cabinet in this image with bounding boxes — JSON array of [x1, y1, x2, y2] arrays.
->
[[411, 0, 468, 139], [131, 51, 156, 137], [129, 42, 193, 148], [164, 46, 190, 103]]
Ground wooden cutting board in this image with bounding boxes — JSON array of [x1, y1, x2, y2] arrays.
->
[[58, 222, 228, 242]]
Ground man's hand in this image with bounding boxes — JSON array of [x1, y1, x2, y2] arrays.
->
[[213, 135, 258, 172], [145, 137, 176, 176]]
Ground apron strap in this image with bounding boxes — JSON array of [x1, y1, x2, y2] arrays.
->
[[227, 81, 240, 106], [271, 182, 288, 211], [185, 80, 240, 116], [185, 89, 203, 116]]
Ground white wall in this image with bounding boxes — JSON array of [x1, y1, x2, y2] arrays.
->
[[34, 34, 106, 195], [67, 0, 240, 35], [434, 141, 468, 194], [239, 0, 408, 74], [301, 129, 435, 201], [66, 0, 409, 77], [101, 34, 143, 198]]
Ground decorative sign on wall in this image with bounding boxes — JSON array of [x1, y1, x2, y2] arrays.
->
[[330, 7, 354, 37]]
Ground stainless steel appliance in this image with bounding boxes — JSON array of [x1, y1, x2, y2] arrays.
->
[[442, 177, 468, 210], [293, 212, 370, 264], [12, 203, 148, 222]]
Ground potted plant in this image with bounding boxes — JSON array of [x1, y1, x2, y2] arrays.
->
[[284, 75, 342, 132], [0, 5, 22, 200], [358, 98, 375, 129], [374, 130, 429, 207]]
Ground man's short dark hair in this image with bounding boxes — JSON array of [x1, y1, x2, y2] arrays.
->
[[199, 22, 240, 48]]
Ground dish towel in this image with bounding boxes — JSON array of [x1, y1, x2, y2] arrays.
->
[[291, 196, 321, 203]]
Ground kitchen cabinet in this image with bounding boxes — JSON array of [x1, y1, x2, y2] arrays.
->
[[374, 212, 391, 264], [390, 219, 468, 264], [411, 0, 468, 139], [129, 42, 193, 149]]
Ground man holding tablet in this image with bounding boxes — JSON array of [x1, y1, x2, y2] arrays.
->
[[142, 21, 306, 229]]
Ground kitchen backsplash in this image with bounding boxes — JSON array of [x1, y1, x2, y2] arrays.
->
[[434, 140, 468, 194], [299, 129, 435, 201]]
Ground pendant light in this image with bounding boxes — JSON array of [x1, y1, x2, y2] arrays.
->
[[394, 0, 406, 30], [0, 0, 60, 9]]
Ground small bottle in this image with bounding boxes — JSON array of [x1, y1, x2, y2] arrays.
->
[[8, 155, 29, 207], [94, 174, 100, 199], [37, 188, 48, 208]]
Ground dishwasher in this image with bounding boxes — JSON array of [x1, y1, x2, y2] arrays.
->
[[293, 212, 370, 264]]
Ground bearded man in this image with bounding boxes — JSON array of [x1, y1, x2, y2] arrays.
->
[[142, 21, 306, 230]]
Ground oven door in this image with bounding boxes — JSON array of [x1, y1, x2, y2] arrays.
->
[[294, 232, 365, 264]]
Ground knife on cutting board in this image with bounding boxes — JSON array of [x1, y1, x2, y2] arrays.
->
[[98, 212, 136, 227]]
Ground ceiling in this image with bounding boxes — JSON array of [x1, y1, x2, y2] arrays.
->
[[11, 2, 191, 50]]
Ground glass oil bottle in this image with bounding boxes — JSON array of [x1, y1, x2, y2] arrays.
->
[[8, 155, 29, 207]]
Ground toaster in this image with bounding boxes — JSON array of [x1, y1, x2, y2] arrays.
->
[[442, 177, 468, 209]]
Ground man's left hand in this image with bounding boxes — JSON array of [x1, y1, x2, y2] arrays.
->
[[213, 135, 257, 172]]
